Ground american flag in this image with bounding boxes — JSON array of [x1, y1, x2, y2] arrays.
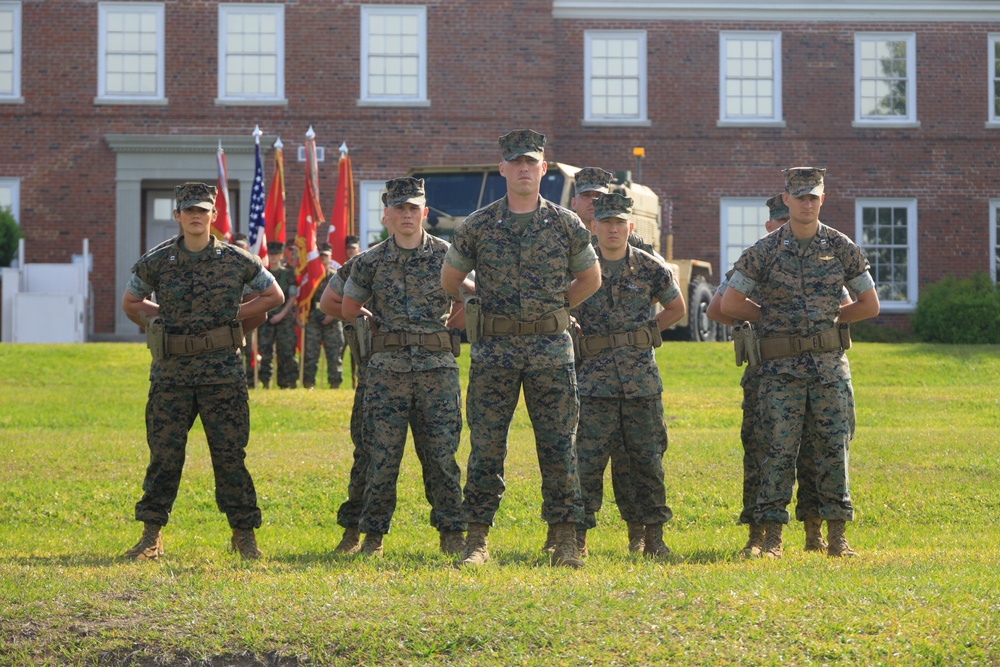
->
[[247, 129, 269, 267]]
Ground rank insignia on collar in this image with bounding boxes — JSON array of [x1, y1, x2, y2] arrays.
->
[[820, 255, 835, 261]]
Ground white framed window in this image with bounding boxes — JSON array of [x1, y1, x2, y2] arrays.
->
[[991, 199, 1000, 283], [720, 198, 770, 269], [218, 4, 284, 103], [719, 31, 782, 124], [854, 33, 917, 125], [0, 2, 21, 101], [359, 180, 388, 248], [0, 177, 19, 221], [857, 199, 918, 311], [360, 5, 427, 105], [989, 35, 1000, 124], [97, 2, 164, 102], [584, 30, 647, 125]]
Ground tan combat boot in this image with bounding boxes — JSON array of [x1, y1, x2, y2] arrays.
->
[[124, 522, 163, 561], [458, 522, 490, 566], [643, 523, 672, 559], [576, 529, 588, 559], [762, 521, 783, 559], [826, 520, 858, 558], [804, 517, 828, 552], [439, 530, 465, 555], [359, 532, 383, 558], [627, 522, 646, 553], [739, 524, 766, 559], [550, 523, 584, 568], [333, 526, 361, 555], [541, 523, 556, 553], [231, 527, 262, 560]]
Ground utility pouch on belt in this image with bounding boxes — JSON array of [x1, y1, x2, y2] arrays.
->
[[734, 323, 746, 366], [463, 296, 483, 344], [838, 322, 852, 351], [355, 315, 373, 360], [451, 328, 462, 357], [569, 318, 583, 364], [344, 324, 361, 363], [646, 320, 663, 349], [744, 321, 761, 369], [144, 315, 167, 362]]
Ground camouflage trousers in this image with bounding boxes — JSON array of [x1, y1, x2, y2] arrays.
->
[[257, 318, 298, 388], [463, 363, 584, 526], [134, 382, 261, 529], [335, 379, 369, 529], [303, 312, 344, 388], [358, 366, 465, 535], [577, 394, 672, 529], [753, 375, 856, 525], [740, 369, 830, 524]]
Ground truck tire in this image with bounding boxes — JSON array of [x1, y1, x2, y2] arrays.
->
[[687, 279, 715, 342]]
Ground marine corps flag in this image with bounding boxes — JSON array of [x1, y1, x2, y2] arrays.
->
[[264, 137, 286, 244], [294, 126, 326, 326], [327, 142, 354, 265], [212, 141, 232, 242]]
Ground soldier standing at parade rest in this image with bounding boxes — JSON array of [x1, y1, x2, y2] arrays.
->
[[720, 168, 879, 558], [441, 129, 601, 568], [303, 243, 344, 389], [571, 167, 656, 255], [572, 193, 686, 559], [257, 241, 298, 389], [342, 177, 467, 557], [121, 182, 283, 560], [708, 194, 854, 557]]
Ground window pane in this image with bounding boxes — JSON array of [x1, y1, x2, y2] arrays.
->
[[722, 36, 777, 119]]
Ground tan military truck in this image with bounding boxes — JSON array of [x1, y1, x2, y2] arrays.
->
[[407, 162, 719, 341]]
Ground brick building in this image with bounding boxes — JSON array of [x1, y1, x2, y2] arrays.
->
[[2, 0, 998, 338]]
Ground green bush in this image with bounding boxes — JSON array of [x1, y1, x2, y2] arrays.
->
[[0, 206, 22, 267], [911, 272, 1000, 343]]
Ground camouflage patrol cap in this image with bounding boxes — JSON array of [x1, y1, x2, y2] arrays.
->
[[384, 177, 426, 207], [765, 194, 789, 221], [266, 241, 283, 254], [498, 129, 546, 161], [593, 193, 634, 221], [318, 242, 332, 256], [575, 167, 614, 195], [174, 182, 217, 211], [784, 167, 826, 196]]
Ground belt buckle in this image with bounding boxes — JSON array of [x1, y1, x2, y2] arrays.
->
[[608, 332, 631, 348], [811, 334, 823, 351]]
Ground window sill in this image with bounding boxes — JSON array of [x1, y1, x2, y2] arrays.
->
[[875, 301, 916, 314], [357, 99, 431, 108], [214, 98, 289, 107], [0, 96, 24, 105], [581, 119, 652, 128], [985, 121, 1000, 129], [852, 120, 920, 129], [93, 97, 168, 106], [716, 119, 786, 128]]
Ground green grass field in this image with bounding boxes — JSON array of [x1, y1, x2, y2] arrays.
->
[[1, 342, 998, 666]]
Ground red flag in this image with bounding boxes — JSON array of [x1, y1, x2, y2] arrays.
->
[[327, 142, 354, 265], [295, 127, 326, 325], [213, 141, 231, 242], [264, 138, 286, 244]]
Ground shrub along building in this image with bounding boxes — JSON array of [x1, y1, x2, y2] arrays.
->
[[2, 0, 999, 338]]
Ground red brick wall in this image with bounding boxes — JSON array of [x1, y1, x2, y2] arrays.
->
[[3, 1, 997, 333]]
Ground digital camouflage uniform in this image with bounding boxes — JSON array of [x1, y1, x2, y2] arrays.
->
[[258, 261, 298, 388], [573, 236, 679, 531], [577, 167, 657, 256], [730, 212, 874, 525], [446, 164, 597, 526], [345, 190, 465, 536], [303, 263, 344, 388], [126, 231, 275, 530]]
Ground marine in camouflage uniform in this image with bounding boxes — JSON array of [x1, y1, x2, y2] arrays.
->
[[572, 193, 686, 559], [121, 182, 283, 560], [257, 241, 299, 389], [303, 244, 344, 389], [722, 168, 880, 558], [343, 177, 466, 557], [442, 129, 601, 568], [571, 166, 656, 255]]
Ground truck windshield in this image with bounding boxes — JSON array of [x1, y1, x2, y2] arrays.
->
[[414, 169, 566, 227]]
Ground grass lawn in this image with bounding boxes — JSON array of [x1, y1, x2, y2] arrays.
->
[[0, 342, 998, 666]]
